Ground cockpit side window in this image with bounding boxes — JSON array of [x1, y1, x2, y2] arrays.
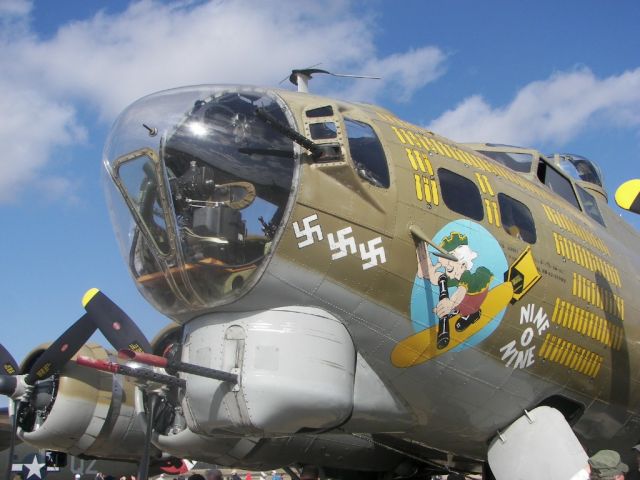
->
[[576, 185, 606, 227], [537, 158, 581, 210], [344, 118, 390, 188]]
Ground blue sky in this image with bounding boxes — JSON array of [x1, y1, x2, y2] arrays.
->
[[1, 0, 639, 385]]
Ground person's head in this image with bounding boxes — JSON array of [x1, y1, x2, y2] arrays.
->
[[205, 470, 223, 480], [188, 474, 206, 480], [589, 450, 628, 479], [438, 233, 477, 280], [75, 475, 81, 480]]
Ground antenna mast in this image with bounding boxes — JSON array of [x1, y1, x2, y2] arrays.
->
[[288, 68, 380, 93]]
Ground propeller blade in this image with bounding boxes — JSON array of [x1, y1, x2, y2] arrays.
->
[[0, 344, 18, 376], [2, 316, 95, 480], [137, 394, 160, 480], [0, 344, 19, 397], [82, 288, 151, 353], [0, 376, 17, 396], [24, 313, 96, 385]]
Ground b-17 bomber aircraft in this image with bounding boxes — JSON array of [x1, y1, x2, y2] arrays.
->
[[1, 72, 639, 480]]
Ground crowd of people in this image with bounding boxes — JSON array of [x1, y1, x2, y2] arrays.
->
[[186, 471, 284, 480], [85, 443, 640, 480], [90, 469, 285, 480]]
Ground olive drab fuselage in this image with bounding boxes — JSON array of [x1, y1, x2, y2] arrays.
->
[[102, 85, 639, 464]]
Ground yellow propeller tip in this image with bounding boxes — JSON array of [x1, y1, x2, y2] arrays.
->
[[82, 288, 100, 307]]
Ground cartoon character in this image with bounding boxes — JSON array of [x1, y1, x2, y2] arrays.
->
[[417, 232, 494, 349], [392, 221, 540, 368]]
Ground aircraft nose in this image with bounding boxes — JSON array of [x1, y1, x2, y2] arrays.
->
[[102, 86, 298, 320]]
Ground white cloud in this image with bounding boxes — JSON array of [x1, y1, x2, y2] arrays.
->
[[335, 46, 447, 103], [0, 79, 86, 203], [0, 0, 32, 39], [0, 0, 446, 203], [0, 0, 31, 18], [427, 67, 640, 147], [16, 1, 374, 118]]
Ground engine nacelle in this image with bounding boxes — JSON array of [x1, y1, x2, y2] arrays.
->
[[18, 343, 156, 461], [180, 306, 356, 435]]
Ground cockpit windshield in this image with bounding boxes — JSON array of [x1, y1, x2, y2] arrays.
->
[[102, 86, 298, 320], [476, 150, 533, 173], [549, 153, 604, 188]]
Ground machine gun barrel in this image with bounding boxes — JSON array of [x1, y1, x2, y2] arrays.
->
[[119, 349, 238, 383], [76, 356, 186, 388]]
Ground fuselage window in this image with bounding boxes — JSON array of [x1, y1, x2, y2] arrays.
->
[[537, 159, 581, 210], [498, 193, 537, 243], [309, 122, 337, 140], [576, 185, 606, 227], [344, 118, 390, 188], [439, 168, 484, 221], [306, 105, 334, 118]]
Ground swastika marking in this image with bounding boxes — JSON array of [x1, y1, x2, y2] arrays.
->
[[359, 237, 386, 270], [328, 227, 357, 260], [293, 214, 323, 248]]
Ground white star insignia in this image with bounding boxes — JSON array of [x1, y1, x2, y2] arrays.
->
[[23, 455, 45, 479]]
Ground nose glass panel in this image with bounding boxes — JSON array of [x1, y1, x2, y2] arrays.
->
[[104, 87, 297, 319]]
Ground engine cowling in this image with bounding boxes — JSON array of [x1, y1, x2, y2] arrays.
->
[[18, 342, 157, 461]]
